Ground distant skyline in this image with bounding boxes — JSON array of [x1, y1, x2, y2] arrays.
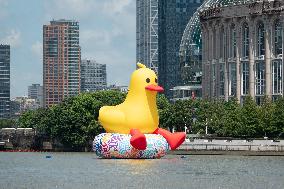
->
[[0, 0, 136, 97]]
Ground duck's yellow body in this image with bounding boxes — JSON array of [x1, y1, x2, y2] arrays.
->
[[99, 63, 163, 134]]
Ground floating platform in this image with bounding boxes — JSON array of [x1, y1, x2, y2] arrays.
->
[[93, 133, 169, 159]]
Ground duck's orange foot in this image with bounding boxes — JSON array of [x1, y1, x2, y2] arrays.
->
[[130, 129, 147, 150], [153, 128, 186, 150], [167, 132, 186, 150]]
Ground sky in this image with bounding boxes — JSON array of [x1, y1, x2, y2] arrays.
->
[[0, 0, 136, 97]]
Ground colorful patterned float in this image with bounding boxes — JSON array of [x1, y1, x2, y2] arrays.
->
[[93, 133, 169, 159]]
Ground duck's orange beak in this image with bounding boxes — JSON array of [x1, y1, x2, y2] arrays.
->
[[145, 84, 164, 92]]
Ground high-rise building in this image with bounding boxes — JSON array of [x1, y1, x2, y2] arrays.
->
[[136, 0, 159, 74], [43, 19, 81, 107], [81, 59, 107, 92], [158, 0, 203, 98], [0, 45, 10, 119], [28, 84, 43, 107]]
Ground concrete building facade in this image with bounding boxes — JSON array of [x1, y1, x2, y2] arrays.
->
[[200, 0, 284, 104], [28, 84, 43, 107], [43, 19, 81, 107], [80, 59, 107, 92], [0, 45, 10, 119]]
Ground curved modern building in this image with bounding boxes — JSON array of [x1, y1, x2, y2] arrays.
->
[[173, 0, 221, 100], [200, 0, 284, 104]]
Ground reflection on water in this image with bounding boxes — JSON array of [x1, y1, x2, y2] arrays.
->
[[0, 153, 284, 189]]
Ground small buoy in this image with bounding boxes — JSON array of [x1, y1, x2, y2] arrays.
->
[[46, 155, 52, 158]]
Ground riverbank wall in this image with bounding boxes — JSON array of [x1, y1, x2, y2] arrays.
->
[[180, 139, 284, 151], [172, 139, 284, 156], [1, 128, 284, 154], [0, 128, 92, 151]]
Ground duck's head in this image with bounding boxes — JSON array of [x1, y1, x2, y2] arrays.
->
[[129, 63, 164, 95]]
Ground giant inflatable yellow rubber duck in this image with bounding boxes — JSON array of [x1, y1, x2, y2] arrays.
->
[[99, 63, 185, 150]]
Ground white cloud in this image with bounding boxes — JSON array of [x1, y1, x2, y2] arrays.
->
[[81, 28, 123, 49], [102, 0, 132, 15], [83, 50, 135, 86], [43, 0, 96, 19], [31, 41, 43, 57], [44, 0, 133, 16], [0, 0, 9, 21], [0, 29, 21, 47]]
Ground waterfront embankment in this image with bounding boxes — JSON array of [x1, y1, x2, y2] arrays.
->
[[1, 128, 284, 155], [173, 139, 284, 155]]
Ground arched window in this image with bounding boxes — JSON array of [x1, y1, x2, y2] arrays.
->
[[274, 19, 283, 56], [255, 22, 265, 97], [272, 19, 283, 97], [229, 24, 237, 97], [257, 22, 265, 56], [219, 26, 225, 96], [220, 26, 225, 58], [242, 23, 249, 58], [230, 24, 236, 58]]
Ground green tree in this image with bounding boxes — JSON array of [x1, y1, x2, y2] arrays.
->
[[239, 96, 260, 138], [271, 97, 284, 138], [259, 96, 275, 138], [157, 94, 171, 129], [0, 119, 17, 129], [18, 90, 126, 150], [219, 98, 242, 137]]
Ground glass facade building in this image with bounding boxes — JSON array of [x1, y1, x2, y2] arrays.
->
[[158, 0, 203, 98], [81, 59, 107, 92], [43, 19, 81, 107], [0, 45, 10, 119]]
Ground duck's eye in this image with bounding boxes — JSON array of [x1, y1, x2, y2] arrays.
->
[[146, 78, 150, 83], [155, 78, 157, 83]]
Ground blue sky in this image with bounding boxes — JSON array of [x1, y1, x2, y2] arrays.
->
[[0, 0, 136, 97]]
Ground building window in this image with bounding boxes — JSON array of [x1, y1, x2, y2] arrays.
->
[[212, 63, 216, 96], [274, 19, 283, 56], [272, 60, 282, 94], [242, 23, 249, 58], [220, 27, 225, 58], [230, 24, 236, 58], [229, 62, 236, 96], [257, 22, 265, 57], [219, 63, 225, 96], [241, 61, 249, 95], [255, 61, 265, 95]]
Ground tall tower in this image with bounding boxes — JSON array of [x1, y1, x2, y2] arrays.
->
[[43, 19, 81, 107], [0, 45, 10, 119], [158, 0, 203, 98], [136, 0, 159, 74]]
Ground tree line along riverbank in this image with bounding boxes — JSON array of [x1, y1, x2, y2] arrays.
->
[[0, 90, 284, 151]]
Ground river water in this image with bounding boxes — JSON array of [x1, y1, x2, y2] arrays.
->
[[0, 152, 283, 189]]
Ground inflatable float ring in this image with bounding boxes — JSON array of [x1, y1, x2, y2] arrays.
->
[[93, 133, 170, 159]]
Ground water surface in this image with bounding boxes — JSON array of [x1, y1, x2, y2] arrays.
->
[[0, 152, 283, 189]]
